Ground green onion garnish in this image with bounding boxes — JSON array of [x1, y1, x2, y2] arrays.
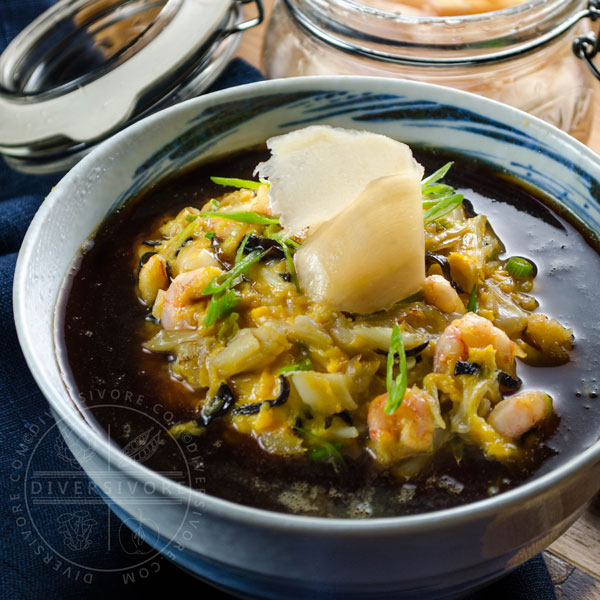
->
[[505, 256, 535, 278], [421, 162, 454, 189], [204, 289, 241, 328], [187, 211, 280, 226], [421, 183, 455, 199], [205, 232, 215, 240], [293, 427, 346, 474], [421, 162, 464, 224], [384, 323, 408, 415], [235, 232, 251, 265], [466, 284, 478, 313], [424, 193, 464, 225], [217, 311, 240, 342], [272, 234, 300, 293], [279, 357, 313, 375], [396, 290, 425, 304], [283, 237, 301, 249], [203, 249, 266, 295], [210, 176, 264, 190]]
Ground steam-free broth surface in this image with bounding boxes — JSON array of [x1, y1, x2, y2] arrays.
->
[[58, 149, 600, 518]]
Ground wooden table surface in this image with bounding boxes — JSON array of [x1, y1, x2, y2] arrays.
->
[[237, 1, 600, 597]]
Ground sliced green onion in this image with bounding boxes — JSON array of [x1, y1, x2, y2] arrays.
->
[[421, 162, 454, 188], [264, 223, 281, 238], [204, 232, 215, 240], [235, 232, 251, 265], [283, 238, 301, 249], [384, 323, 408, 415], [203, 249, 266, 295], [204, 289, 240, 328], [169, 218, 201, 253], [293, 427, 346, 473], [217, 312, 240, 343], [210, 176, 264, 190], [422, 199, 441, 209], [189, 211, 279, 226], [505, 256, 535, 278], [424, 193, 464, 225], [279, 357, 313, 375], [273, 234, 300, 293], [396, 290, 424, 304], [466, 284, 478, 313], [422, 183, 455, 198]]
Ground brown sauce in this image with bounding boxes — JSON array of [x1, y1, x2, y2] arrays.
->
[[57, 148, 600, 518]]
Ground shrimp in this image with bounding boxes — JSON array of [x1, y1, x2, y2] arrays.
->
[[367, 387, 440, 465], [434, 312, 518, 374], [423, 274, 466, 314], [138, 254, 168, 306], [488, 391, 552, 439], [160, 266, 222, 330]]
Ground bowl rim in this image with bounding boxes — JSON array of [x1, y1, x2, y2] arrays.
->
[[14, 74, 600, 534]]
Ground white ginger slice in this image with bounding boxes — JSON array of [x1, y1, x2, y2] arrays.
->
[[294, 173, 425, 314], [254, 125, 423, 234]]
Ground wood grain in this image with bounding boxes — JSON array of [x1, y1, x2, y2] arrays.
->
[[236, 1, 600, 594]]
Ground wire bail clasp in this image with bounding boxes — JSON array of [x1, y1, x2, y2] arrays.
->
[[573, 0, 600, 81], [223, 0, 264, 38]]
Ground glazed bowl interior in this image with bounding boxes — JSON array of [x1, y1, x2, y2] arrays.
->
[[14, 75, 600, 534]]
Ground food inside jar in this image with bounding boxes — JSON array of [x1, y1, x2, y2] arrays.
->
[[61, 128, 600, 518], [361, 0, 524, 16]]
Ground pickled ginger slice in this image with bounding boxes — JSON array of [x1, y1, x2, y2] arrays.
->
[[294, 172, 425, 314], [254, 125, 423, 234]]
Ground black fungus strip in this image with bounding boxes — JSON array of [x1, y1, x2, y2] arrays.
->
[[405, 341, 429, 357], [334, 410, 353, 426], [199, 383, 235, 426], [454, 361, 481, 376], [279, 273, 292, 282], [462, 198, 478, 218], [139, 251, 156, 269], [377, 340, 429, 358], [425, 252, 464, 294], [498, 371, 522, 391], [211, 236, 233, 270], [242, 235, 285, 260], [232, 376, 290, 415], [270, 376, 290, 407], [175, 236, 194, 257], [142, 240, 163, 247], [165, 261, 173, 282], [232, 403, 262, 416], [324, 416, 333, 429]]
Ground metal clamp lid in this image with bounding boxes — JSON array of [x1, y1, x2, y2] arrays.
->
[[0, 0, 263, 172]]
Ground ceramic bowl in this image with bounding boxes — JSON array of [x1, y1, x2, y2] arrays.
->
[[13, 76, 600, 599]]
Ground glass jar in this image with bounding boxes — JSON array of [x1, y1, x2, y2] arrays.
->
[[0, 0, 264, 174], [264, 0, 599, 141]]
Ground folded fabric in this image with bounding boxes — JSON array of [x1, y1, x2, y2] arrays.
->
[[0, 3, 556, 599]]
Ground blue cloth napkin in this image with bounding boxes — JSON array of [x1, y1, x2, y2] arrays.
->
[[0, 2, 557, 598]]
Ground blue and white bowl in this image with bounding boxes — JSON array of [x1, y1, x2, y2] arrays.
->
[[13, 77, 600, 599]]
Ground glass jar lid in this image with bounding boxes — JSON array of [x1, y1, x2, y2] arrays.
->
[[0, 0, 264, 174]]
